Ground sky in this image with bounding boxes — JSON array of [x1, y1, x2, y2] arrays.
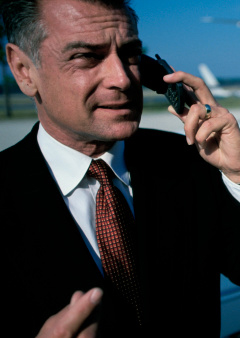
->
[[0, 0, 239, 81], [132, 0, 240, 78]]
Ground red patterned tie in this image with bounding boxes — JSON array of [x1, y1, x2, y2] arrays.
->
[[88, 159, 143, 325]]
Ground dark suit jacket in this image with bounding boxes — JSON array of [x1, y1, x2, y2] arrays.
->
[[1, 123, 240, 337]]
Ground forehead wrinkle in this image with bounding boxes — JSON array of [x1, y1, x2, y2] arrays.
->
[[41, 1, 139, 58], [43, 1, 137, 35], [61, 16, 138, 53], [84, 12, 135, 25], [70, 14, 137, 36], [62, 37, 142, 55]]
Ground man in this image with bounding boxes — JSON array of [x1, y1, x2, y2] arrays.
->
[[1, 0, 240, 337]]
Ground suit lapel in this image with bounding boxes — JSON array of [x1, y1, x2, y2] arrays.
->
[[9, 123, 104, 297]]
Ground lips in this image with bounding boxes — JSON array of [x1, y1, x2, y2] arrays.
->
[[97, 102, 133, 110]]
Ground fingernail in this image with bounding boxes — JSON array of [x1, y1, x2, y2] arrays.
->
[[90, 288, 103, 304], [186, 137, 192, 145]]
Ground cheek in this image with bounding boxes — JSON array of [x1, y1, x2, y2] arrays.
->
[[39, 72, 87, 110], [131, 67, 143, 103], [63, 71, 97, 107], [131, 64, 142, 87], [130, 62, 141, 79]]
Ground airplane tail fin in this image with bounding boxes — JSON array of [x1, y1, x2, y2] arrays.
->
[[198, 63, 220, 88]]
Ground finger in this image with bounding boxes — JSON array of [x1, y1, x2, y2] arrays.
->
[[164, 72, 218, 106], [184, 104, 228, 144], [64, 288, 103, 334], [184, 103, 203, 144], [70, 290, 85, 306], [183, 84, 199, 107], [168, 104, 189, 120], [195, 112, 237, 148], [36, 288, 103, 338], [78, 322, 98, 338], [168, 103, 206, 129], [53, 288, 103, 337]]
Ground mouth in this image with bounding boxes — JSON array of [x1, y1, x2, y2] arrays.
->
[[97, 102, 134, 111]]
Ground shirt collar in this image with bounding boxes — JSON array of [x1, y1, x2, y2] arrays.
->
[[37, 123, 130, 196], [99, 141, 130, 187]]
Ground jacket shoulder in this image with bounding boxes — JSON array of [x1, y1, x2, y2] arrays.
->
[[0, 122, 39, 165]]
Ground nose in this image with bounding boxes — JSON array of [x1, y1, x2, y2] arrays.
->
[[102, 54, 131, 91]]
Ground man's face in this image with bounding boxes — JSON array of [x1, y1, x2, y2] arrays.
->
[[34, 0, 143, 148]]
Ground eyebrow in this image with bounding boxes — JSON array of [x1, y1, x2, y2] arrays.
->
[[62, 41, 107, 53], [62, 39, 143, 54], [121, 39, 143, 51]]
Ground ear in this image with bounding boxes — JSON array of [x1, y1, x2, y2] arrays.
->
[[6, 43, 38, 97]]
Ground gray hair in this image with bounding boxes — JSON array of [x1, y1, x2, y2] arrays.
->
[[0, 0, 138, 66]]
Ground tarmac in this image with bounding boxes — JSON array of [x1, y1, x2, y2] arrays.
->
[[0, 108, 239, 152]]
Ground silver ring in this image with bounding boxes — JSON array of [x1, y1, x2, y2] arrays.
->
[[204, 104, 211, 120]]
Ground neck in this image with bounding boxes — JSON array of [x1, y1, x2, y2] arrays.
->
[[72, 140, 116, 158]]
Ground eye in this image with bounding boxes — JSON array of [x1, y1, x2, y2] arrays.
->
[[70, 53, 104, 61], [68, 52, 105, 69], [128, 53, 141, 65], [121, 48, 142, 65]]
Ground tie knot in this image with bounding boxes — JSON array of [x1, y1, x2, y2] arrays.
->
[[88, 159, 113, 186]]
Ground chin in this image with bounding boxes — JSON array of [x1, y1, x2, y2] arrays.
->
[[105, 122, 140, 141]]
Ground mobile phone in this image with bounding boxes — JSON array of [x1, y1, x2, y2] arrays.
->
[[140, 54, 186, 115]]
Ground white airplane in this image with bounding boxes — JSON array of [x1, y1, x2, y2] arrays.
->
[[198, 63, 240, 98], [201, 16, 240, 28]]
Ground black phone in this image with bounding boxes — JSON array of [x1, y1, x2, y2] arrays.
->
[[140, 54, 186, 115]]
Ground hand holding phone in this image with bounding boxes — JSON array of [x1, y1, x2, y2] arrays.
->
[[140, 54, 187, 115]]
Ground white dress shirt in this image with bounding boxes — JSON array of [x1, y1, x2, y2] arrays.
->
[[37, 124, 240, 271], [37, 124, 134, 273], [221, 172, 240, 203]]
